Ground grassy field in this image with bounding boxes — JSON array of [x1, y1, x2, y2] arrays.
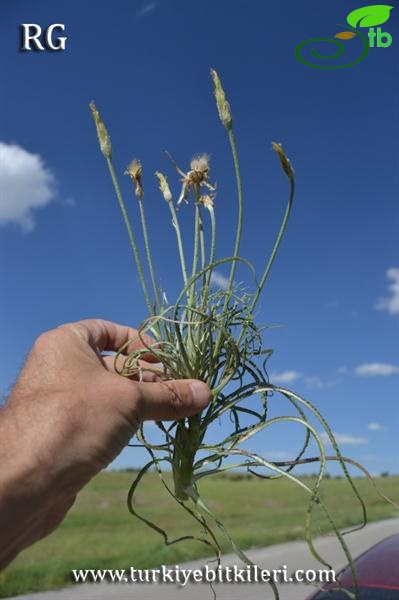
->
[[0, 471, 397, 597]]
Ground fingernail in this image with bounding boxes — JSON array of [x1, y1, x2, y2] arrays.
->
[[189, 381, 211, 408]]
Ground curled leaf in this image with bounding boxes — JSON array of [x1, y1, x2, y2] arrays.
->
[[335, 31, 356, 40], [347, 5, 393, 28]]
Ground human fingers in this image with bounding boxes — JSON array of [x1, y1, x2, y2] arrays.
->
[[58, 319, 159, 362], [135, 379, 211, 422], [102, 355, 164, 382]]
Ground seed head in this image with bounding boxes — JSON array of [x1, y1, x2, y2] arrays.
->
[[200, 194, 215, 210], [125, 158, 144, 198], [210, 69, 232, 130], [89, 101, 112, 159], [155, 171, 172, 202], [190, 153, 210, 175], [166, 152, 215, 206], [272, 142, 294, 182]]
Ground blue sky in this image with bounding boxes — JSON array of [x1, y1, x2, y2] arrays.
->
[[0, 0, 398, 476]]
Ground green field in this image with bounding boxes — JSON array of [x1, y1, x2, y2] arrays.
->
[[0, 471, 397, 597]]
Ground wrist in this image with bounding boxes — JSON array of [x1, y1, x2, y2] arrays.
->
[[0, 400, 75, 569]]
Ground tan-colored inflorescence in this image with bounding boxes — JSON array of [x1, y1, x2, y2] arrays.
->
[[89, 101, 112, 159], [177, 154, 216, 205], [199, 194, 215, 211], [210, 68, 232, 130], [155, 171, 172, 202], [272, 142, 294, 182], [125, 159, 144, 198]]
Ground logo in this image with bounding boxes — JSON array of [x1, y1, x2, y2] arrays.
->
[[296, 5, 393, 69], [20, 24, 67, 51]]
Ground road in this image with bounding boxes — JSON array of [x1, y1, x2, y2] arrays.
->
[[13, 518, 399, 600]]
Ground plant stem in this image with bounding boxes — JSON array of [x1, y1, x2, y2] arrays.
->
[[106, 157, 153, 315], [212, 126, 243, 363], [189, 198, 201, 309], [202, 206, 216, 307], [224, 127, 244, 304], [208, 207, 217, 276], [199, 209, 206, 275], [138, 199, 161, 312], [231, 166, 295, 356], [172, 414, 201, 501], [250, 178, 295, 312], [195, 194, 206, 302], [183, 197, 202, 368], [168, 202, 188, 287]]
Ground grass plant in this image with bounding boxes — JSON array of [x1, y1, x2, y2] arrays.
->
[[89, 70, 397, 599]]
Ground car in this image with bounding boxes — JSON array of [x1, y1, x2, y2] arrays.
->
[[306, 533, 399, 599]]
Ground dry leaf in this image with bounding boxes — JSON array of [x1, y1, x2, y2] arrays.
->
[[335, 31, 356, 40]]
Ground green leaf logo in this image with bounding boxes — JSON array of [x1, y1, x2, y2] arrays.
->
[[347, 5, 393, 28]]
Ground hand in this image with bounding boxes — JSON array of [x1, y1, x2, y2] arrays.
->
[[0, 319, 211, 569]]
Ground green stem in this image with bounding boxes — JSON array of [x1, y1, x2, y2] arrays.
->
[[232, 169, 295, 355], [196, 197, 206, 300], [224, 127, 244, 303], [106, 157, 153, 315], [212, 126, 243, 362], [172, 415, 201, 501], [168, 201, 188, 287], [209, 208, 216, 275], [184, 197, 202, 368], [189, 199, 201, 309], [168, 200, 192, 355], [197, 206, 207, 374], [199, 210, 206, 274], [138, 199, 161, 312], [250, 178, 295, 313], [202, 206, 216, 306]]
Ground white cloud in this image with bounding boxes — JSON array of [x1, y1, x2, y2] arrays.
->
[[0, 142, 56, 231], [137, 2, 157, 17], [270, 370, 301, 385], [355, 363, 399, 377], [210, 271, 230, 290], [375, 268, 399, 315], [337, 366, 348, 374], [320, 432, 368, 446], [368, 422, 387, 432]]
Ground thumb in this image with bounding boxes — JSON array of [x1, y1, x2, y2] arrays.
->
[[137, 379, 211, 422]]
